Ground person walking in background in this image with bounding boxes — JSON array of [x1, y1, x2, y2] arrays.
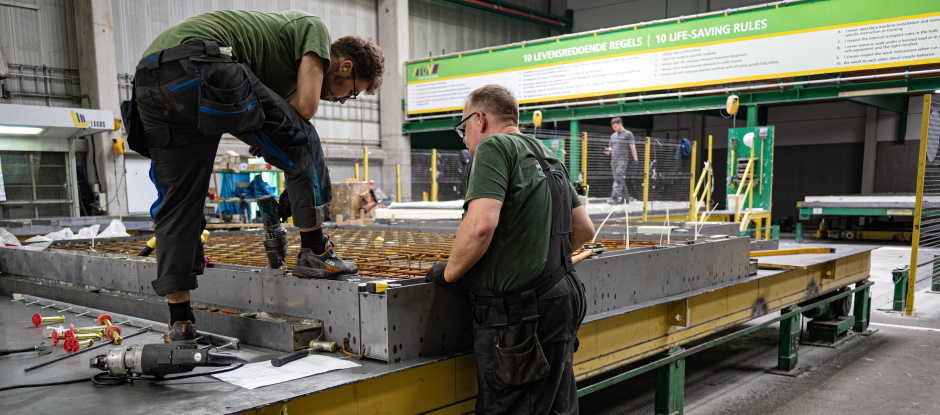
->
[[605, 117, 638, 204]]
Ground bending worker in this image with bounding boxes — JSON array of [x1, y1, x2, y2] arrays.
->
[[125, 11, 384, 343], [605, 117, 638, 204], [425, 84, 596, 414]]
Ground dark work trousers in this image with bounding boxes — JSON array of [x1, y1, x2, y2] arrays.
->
[[471, 272, 586, 414], [132, 41, 332, 296], [467, 134, 587, 414], [609, 158, 631, 202]]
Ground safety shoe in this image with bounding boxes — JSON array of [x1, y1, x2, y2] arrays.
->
[[164, 320, 197, 344], [292, 236, 358, 279]]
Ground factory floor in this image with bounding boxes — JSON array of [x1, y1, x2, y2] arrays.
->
[[580, 238, 940, 414]]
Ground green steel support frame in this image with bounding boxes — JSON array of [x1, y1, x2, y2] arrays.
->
[[403, 76, 940, 133], [655, 346, 685, 415], [777, 306, 801, 372], [577, 280, 875, 414], [932, 255, 940, 293], [853, 281, 872, 332]]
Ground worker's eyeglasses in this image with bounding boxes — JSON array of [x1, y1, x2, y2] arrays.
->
[[454, 112, 479, 138], [339, 67, 359, 100]]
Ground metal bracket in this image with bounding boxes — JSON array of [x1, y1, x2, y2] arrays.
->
[[822, 260, 837, 280], [669, 298, 690, 328]]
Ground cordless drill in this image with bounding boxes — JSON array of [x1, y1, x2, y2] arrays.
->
[[258, 195, 288, 269]]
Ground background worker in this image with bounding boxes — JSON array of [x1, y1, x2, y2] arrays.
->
[[605, 117, 639, 204], [425, 84, 596, 413], [126, 10, 384, 342]]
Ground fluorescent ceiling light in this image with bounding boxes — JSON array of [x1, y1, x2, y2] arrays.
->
[[0, 126, 45, 135]]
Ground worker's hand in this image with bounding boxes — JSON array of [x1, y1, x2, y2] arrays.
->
[[424, 262, 453, 286], [248, 146, 262, 157], [278, 189, 292, 222], [604, 147, 611, 155]]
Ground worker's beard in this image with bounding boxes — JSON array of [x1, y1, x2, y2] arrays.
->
[[320, 68, 337, 100], [320, 65, 351, 101]]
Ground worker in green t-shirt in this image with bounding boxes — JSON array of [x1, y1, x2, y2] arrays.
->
[[424, 85, 595, 413], [123, 10, 384, 343]]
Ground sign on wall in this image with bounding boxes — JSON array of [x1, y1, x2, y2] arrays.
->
[[405, 0, 940, 115]]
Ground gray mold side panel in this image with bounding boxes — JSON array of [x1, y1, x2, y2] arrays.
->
[[261, 277, 362, 351], [192, 267, 263, 311]]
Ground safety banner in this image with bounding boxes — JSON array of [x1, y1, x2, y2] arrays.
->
[[405, 0, 940, 115]]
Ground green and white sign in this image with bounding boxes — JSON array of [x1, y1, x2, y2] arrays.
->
[[405, 0, 940, 115]]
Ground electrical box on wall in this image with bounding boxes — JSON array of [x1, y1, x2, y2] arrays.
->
[[726, 126, 774, 212]]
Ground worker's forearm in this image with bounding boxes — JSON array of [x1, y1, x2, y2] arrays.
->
[[289, 96, 318, 120], [570, 206, 595, 248], [631, 144, 639, 161], [445, 227, 493, 283]]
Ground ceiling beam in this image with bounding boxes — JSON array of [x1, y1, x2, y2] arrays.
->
[[435, 0, 573, 33]]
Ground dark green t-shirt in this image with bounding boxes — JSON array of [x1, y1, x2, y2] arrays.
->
[[143, 10, 331, 101], [463, 133, 582, 293]]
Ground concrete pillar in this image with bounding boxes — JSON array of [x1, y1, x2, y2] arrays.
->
[[74, 0, 127, 215], [861, 106, 878, 194], [378, 0, 411, 202]]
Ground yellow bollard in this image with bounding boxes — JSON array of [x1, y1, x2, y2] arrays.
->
[[363, 146, 369, 182], [643, 137, 651, 221], [396, 164, 402, 203], [431, 149, 438, 202]]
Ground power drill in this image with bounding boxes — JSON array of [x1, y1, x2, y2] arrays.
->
[[89, 343, 238, 377], [258, 195, 288, 269]]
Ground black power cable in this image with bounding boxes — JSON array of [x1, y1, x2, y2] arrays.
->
[[0, 363, 246, 393]]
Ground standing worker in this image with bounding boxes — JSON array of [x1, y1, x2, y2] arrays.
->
[[605, 117, 638, 204], [424, 85, 595, 414], [123, 11, 384, 343]]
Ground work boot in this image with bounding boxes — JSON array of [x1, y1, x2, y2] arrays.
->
[[164, 320, 197, 344], [292, 236, 358, 279]]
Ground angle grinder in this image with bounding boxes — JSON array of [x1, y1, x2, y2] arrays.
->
[[89, 343, 238, 377]]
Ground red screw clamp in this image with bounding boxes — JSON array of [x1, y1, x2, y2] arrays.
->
[[32, 314, 65, 327], [97, 313, 124, 345], [62, 337, 94, 354]]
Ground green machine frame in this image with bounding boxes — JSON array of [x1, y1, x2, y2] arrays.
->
[[726, 126, 774, 212]]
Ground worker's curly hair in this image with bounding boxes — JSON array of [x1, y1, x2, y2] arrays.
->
[[331, 35, 384, 94], [466, 84, 519, 125]]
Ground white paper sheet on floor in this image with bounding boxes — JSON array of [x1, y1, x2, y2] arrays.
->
[[212, 354, 361, 389]]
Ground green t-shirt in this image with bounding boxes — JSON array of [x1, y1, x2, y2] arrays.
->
[[463, 133, 582, 293], [144, 10, 331, 101]]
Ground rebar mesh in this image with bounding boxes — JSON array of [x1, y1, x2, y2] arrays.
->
[[52, 229, 639, 280]]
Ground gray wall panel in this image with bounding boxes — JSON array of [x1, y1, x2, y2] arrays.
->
[[409, 0, 550, 60], [39, 0, 78, 69], [9, 2, 44, 66]]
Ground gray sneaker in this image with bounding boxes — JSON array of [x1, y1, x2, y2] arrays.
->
[[292, 237, 358, 279], [164, 320, 197, 344]]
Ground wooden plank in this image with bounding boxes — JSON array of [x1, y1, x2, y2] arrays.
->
[[756, 263, 806, 270], [750, 248, 834, 257]]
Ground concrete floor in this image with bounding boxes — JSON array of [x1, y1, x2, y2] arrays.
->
[[580, 238, 940, 414]]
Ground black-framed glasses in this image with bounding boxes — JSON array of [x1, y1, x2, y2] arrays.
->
[[340, 67, 359, 100], [454, 112, 479, 138]]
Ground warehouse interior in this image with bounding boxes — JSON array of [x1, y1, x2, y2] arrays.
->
[[1, 0, 939, 414]]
